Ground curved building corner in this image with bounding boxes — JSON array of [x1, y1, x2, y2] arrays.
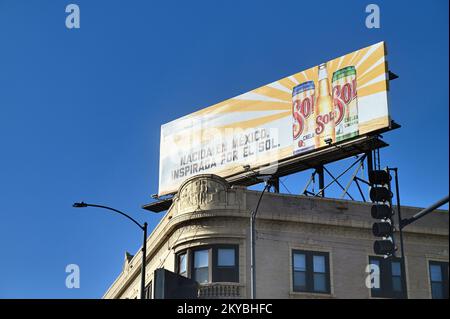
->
[[103, 174, 449, 299]]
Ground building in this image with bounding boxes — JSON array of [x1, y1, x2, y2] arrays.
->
[[103, 174, 449, 299]]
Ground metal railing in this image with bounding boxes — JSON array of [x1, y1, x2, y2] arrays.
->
[[198, 282, 243, 299]]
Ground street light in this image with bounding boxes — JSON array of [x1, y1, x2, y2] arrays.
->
[[73, 201, 148, 299], [243, 165, 274, 299], [249, 180, 272, 299]]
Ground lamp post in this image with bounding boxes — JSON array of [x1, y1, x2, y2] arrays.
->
[[73, 202, 148, 299], [250, 180, 272, 299], [241, 164, 275, 300], [243, 165, 276, 299]]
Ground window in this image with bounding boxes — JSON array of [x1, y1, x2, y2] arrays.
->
[[391, 261, 402, 293], [193, 249, 209, 284], [144, 281, 152, 299], [178, 253, 187, 277], [292, 250, 330, 294], [213, 246, 239, 282], [429, 261, 449, 299], [369, 256, 406, 298], [313, 255, 327, 292], [218, 248, 235, 266], [293, 253, 306, 291], [176, 245, 239, 284]]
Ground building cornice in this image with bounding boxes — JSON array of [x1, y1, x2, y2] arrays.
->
[[104, 175, 449, 298]]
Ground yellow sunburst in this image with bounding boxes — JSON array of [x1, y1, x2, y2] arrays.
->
[[164, 41, 389, 146]]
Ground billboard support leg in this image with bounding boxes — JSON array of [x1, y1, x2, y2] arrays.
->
[[317, 166, 325, 197], [366, 151, 374, 174], [272, 177, 280, 193]]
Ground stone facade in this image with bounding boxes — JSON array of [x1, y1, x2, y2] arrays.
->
[[103, 174, 449, 299]]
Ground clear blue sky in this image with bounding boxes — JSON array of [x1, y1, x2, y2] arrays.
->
[[0, 0, 448, 298]]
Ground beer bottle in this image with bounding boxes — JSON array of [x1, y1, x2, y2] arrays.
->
[[314, 63, 335, 147]]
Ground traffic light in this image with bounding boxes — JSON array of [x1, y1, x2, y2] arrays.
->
[[369, 169, 396, 256], [373, 240, 395, 255], [370, 187, 392, 202], [369, 170, 391, 186]]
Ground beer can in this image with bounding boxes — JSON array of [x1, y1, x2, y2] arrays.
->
[[332, 66, 359, 142], [292, 81, 315, 155]]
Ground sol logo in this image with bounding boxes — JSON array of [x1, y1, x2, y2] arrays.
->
[[315, 111, 335, 135], [293, 94, 314, 138], [332, 79, 357, 125]]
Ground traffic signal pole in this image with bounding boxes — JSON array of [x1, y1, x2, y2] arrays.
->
[[400, 195, 449, 229], [388, 167, 407, 297], [370, 167, 448, 299]]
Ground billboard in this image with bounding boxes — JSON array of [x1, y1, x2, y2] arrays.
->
[[159, 41, 390, 196]]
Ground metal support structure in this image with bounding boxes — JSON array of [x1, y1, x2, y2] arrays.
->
[[340, 158, 365, 200], [322, 166, 355, 200], [354, 177, 369, 202], [366, 151, 374, 173], [302, 170, 317, 196], [73, 202, 149, 300], [356, 150, 373, 202], [278, 178, 292, 194], [301, 152, 379, 202], [316, 166, 325, 197], [271, 177, 280, 193], [373, 148, 381, 170], [314, 155, 365, 198]]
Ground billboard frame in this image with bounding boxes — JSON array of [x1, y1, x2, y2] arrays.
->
[[158, 41, 393, 197], [144, 121, 400, 212]]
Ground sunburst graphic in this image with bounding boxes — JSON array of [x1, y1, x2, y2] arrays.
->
[[168, 41, 389, 145]]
